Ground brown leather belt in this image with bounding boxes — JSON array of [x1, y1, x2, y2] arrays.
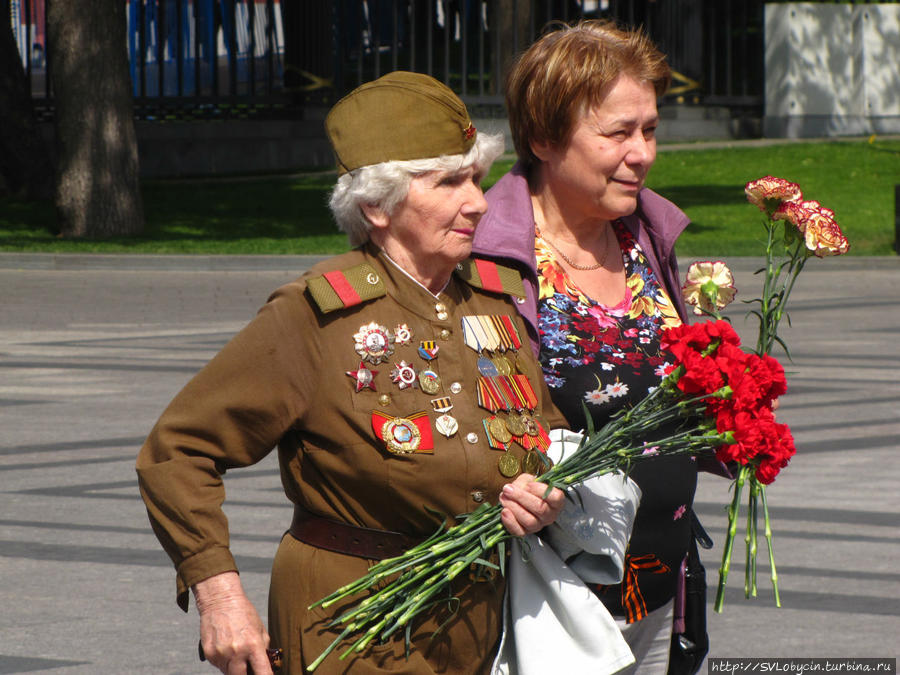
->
[[289, 505, 421, 560]]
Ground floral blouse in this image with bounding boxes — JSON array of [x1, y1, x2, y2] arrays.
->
[[536, 220, 698, 621]]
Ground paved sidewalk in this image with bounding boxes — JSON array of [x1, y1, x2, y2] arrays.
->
[[1, 255, 898, 673]]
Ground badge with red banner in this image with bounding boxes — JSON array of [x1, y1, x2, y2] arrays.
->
[[371, 410, 434, 454]]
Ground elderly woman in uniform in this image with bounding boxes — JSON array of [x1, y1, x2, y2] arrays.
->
[[136, 72, 570, 675]]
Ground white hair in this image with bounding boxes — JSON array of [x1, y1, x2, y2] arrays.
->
[[328, 132, 505, 246]]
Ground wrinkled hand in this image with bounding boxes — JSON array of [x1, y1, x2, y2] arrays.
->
[[193, 572, 272, 675], [498, 473, 565, 537]]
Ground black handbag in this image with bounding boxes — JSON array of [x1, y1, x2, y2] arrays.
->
[[667, 511, 712, 675]]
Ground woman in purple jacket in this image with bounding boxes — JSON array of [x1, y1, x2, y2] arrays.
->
[[473, 20, 701, 674]]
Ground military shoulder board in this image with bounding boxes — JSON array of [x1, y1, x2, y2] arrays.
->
[[456, 258, 526, 299], [306, 263, 386, 313]]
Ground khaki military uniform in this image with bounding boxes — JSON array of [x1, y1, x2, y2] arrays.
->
[[136, 243, 565, 674]]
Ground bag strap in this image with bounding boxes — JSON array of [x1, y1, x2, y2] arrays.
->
[[690, 510, 714, 550]]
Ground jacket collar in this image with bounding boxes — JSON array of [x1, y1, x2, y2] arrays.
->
[[476, 160, 689, 267]]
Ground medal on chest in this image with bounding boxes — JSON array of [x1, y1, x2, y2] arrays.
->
[[346, 361, 378, 392], [390, 360, 418, 389], [354, 322, 394, 364], [371, 410, 434, 454]]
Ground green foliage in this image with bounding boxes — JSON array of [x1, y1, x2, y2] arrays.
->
[[1, 139, 897, 255], [645, 138, 900, 257]]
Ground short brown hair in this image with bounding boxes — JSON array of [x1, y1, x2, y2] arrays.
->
[[505, 20, 671, 170]]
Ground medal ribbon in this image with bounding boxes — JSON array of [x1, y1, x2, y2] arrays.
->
[[489, 315, 513, 351], [461, 316, 484, 352], [476, 378, 504, 413], [501, 315, 522, 350], [477, 315, 501, 351], [430, 397, 453, 413], [512, 374, 538, 409], [535, 422, 550, 451], [496, 376, 525, 411]]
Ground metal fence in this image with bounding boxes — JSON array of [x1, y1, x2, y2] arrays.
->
[[322, 0, 767, 111], [12, 0, 898, 120]]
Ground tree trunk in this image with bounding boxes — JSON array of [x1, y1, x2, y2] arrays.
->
[[0, 0, 54, 200], [46, 0, 143, 237]]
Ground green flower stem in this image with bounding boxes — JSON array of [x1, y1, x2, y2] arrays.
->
[[762, 248, 807, 355], [745, 479, 759, 598], [715, 464, 750, 612], [305, 626, 354, 672], [308, 380, 738, 670], [760, 485, 782, 607], [756, 218, 778, 355]]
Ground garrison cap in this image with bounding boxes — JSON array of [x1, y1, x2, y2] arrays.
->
[[325, 71, 477, 175]]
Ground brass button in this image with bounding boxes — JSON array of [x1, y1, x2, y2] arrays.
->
[[435, 303, 447, 313], [436, 311, 449, 321], [450, 382, 462, 394], [366, 272, 380, 285], [378, 394, 391, 406], [466, 432, 479, 444], [471, 490, 486, 503], [440, 329, 451, 340]]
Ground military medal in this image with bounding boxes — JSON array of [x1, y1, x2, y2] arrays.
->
[[498, 452, 520, 477], [477, 356, 499, 376], [372, 410, 433, 454], [492, 355, 513, 376], [523, 450, 544, 475], [428, 398, 457, 438], [435, 414, 459, 438], [394, 323, 413, 345], [390, 361, 418, 389], [381, 418, 421, 453], [521, 413, 540, 437], [346, 361, 378, 392], [418, 369, 441, 395], [504, 412, 527, 437], [483, 418, 506, 449], [354, 322, 394, 364], [417, 340, 439, 361], [488, 416, 512, 444]]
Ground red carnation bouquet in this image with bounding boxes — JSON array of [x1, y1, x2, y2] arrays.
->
[[306, 177, 848, 669], [682, 175, 848, 611]]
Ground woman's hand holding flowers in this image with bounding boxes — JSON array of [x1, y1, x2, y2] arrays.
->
[[499, 474, 566, 537]]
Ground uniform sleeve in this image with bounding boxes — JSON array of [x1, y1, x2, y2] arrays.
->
[[135, 283, 319, 610], [537, 370, 568, 432]]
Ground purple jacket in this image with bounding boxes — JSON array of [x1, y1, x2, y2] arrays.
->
[[472, 161, 691, 357]]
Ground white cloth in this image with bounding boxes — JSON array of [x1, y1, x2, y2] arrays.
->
[[615, 600, 675, 674], [492, 430, 642, 675]]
